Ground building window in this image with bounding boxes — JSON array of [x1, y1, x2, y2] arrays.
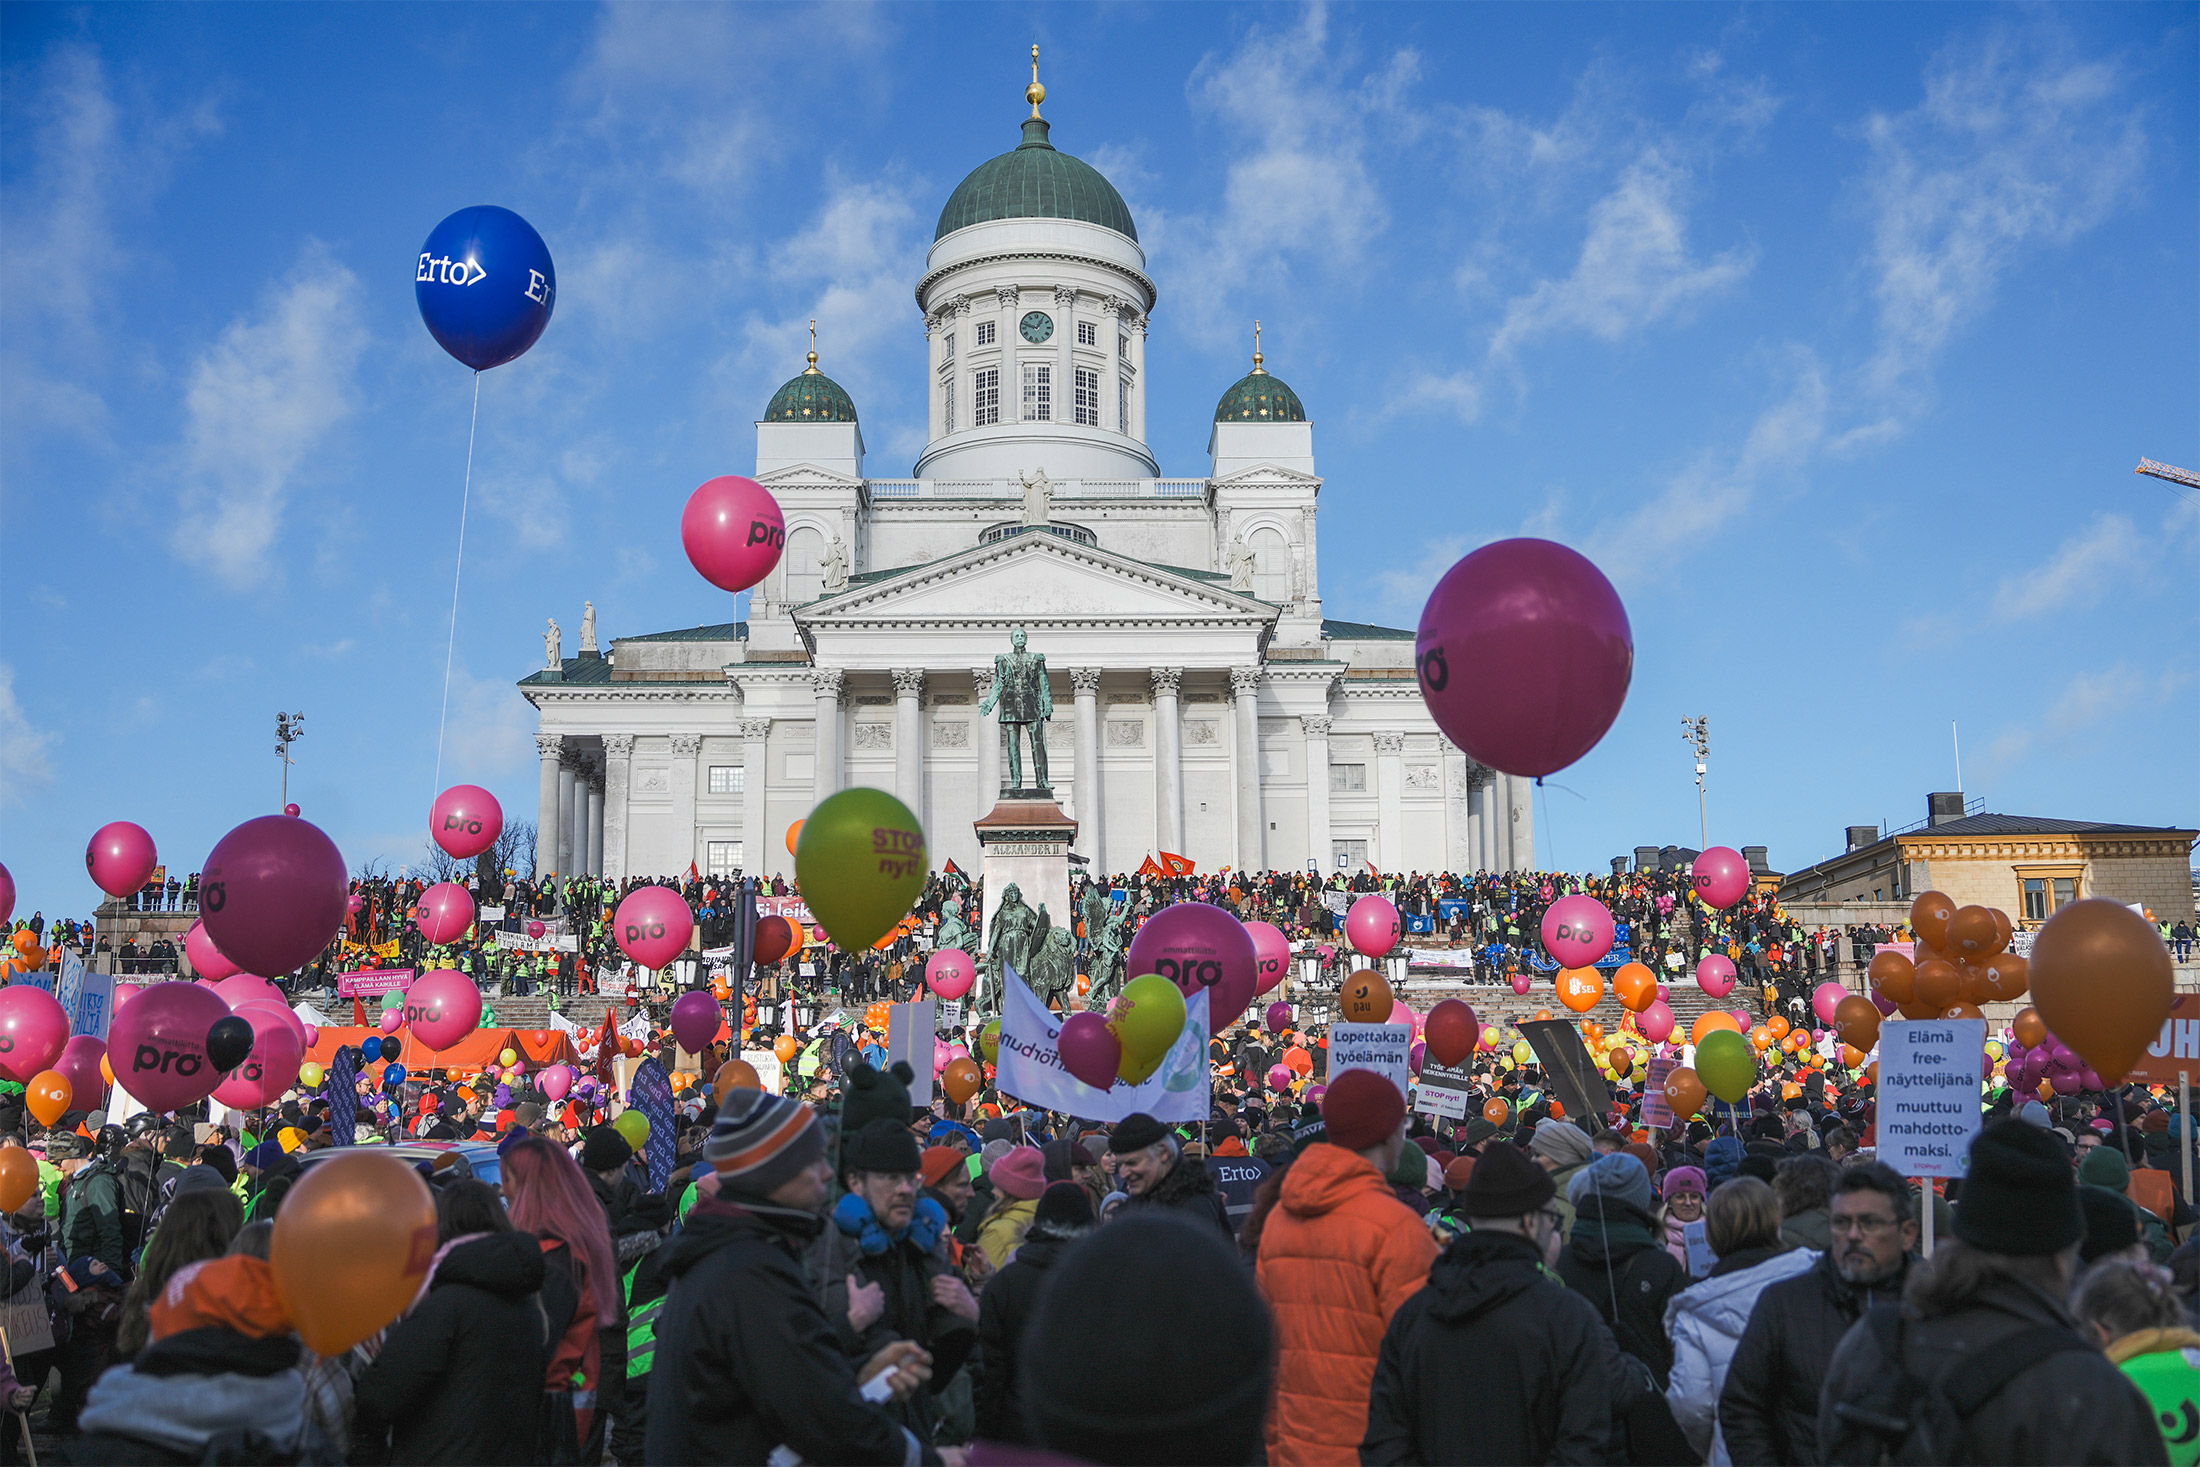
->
[[1249, 527, 1289, 600], [783, 526, 825, 603], [1021, 363, 1051, 423], [1119, 332, 1130, 359], [707, 766, 744, 795], [973, 368, 999, 426], [1077, 321, 1096, 346], [2053, 876, 2078, 908], [1118, 378, 1129, 432], [705, 841, 742, 878], [2023, 878, 2048, 921], [1074, 367, 1099, 426], [1331, 763, 1367, 793], [1333, 839, 1369, 871], [942, 331, 954, 360], [975, 320, 995, 346], [943, 378, 955, 432]]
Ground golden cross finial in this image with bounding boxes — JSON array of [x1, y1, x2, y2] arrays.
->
[[804, 318, 819, 374], [1251, 319, 1266, 374], [1026, 43, 1046, 118]]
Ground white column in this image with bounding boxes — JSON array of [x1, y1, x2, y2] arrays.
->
[[1303, 715, 1332, 876], [1509, 774, 1536, 871], [738, 719, 769, 874], [1374, 731, 1405, 872], [571, 756, 591, 877], [555, 755, 579, 879], [1104, 296, 1127, 431], [1464, 774, 1484, 873], [601, 735, 633, 881], [1443, 750, 1471, 876], [1230, 668, 1264, 872], [1493, 770, 1514, 871], [1129, 316, 1148, 442], [1071, 668, 1102, 859], [997, 286, 1021, 422], [1152, 668, 1183, 855], [1055, 286, 1077, 426], [973, 665, 1000, 814], [811, 669, 843, 805], [586, 770, 604, 876], [535, 733, 563, 880], [926, 312, 945, 440], [892, 669, 925, 820], [669, 733, 702, 876]]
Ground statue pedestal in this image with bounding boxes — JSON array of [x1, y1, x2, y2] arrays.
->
[[975, 793, 1078, 1002]]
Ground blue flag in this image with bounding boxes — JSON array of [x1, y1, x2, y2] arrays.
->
[[327, 1045, 362, 1147], [630, 1057, 676, 1192]]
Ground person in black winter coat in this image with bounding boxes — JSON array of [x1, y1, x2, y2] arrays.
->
[[1554, 1153, 1688, 1387], [1109, 1114, 1232, 1237], [975, 1183, 1092, 1444]]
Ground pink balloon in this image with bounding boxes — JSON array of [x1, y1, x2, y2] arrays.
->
[[1414, 538, 1633, 777], [1345, 895, 1401, 959], [1126, 902, 1258, 1035], [213, 1003, 305, 1108], [1058, 1011, 1122, 1091], [1510, 972, 1532, 996], [413, 882, 476, 945], [2079, 1067, 2104, 1093], [405, 969, 484, 1050], [429, 785, 504, 860], [1812, 982, 1848, 1026], [378, 1008, 403, 1034], [1691, 847, 1750, 910], [527, 920, 546, 939], [0, 862, 12, 925], [1541, 895, 1615, 968], [184, 922, 242, 981], [303, 1024, 318, 1047], [614, 886, 694, 969], [1264, 1001, 1293, 1033], [1409, 1042, 1425, 1075], [1869, 988, 1899, 1017], [1732, 1010, 1752, 1030], [214, 974, 287, 1013], [1245, 920, 1292, 997], [1657, 984, 1671, 1002], [85, 821, 158, 899], [0, 987, 70, 1085], [53, 1036, 107, 1114], [1696, 954, 1737, 999], [198, 815, 348, 978], [926, 948, 976, 1001], [1266, 1063, 1294, 1091], [947, 1043, 970, 1063], [283, 803, 301, 817], [1387, 1000, 1420, 1036], [108, 981, 229, 1113], [670, 991, 721, 1053], [2051, 1069, 2082, 1096], [682, 475, 786, 594], [347, 893, 364, 914], [1306, 1084, 1327, 1105], [932, 1038, 951, 1074], [539, 1064, 572, 1101], [1315, 944, 1335, 963], [1637, 999, 1676, 1044]]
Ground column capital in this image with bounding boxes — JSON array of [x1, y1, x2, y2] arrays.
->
[[810, 667, 845, 697], [1229, 666, 1263, 696], [994, 285, 1021, 308], [1372, 730, 1406, 754], [948, 293, 972, 318], [1053, 284, 1078, 310], [1150, 666, 1183, 698], [1101, 294, 1129, 319], [669, 733, 703, 757], [1070, 667, 1104, 694], [1300, 714, 1332, 737], [601, 733, 635, 758], [535, 732, 564, 757], [559, 749, 588, 772], [971, 664, 996, 694], [737, 718, 772, 740], [891, 668, 927, 698]]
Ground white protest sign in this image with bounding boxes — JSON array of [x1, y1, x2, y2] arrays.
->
[[1329, 1023, 1413, 1100], [887, 999, 936, 1106], [1877, 1018, 1985, 1178], [996, 974, 1208, 1122], [1415, 1058, 1473, 1120], [740, 1048, 784, 1095]]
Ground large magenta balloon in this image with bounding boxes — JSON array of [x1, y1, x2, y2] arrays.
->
[[539, 1063, 572, 1101], [0, 862, 13, 925], [212, 1003, 305, 1109], [109, 981, 229, 1113], [213, 974, 287, 1013], [199, 815, 348, 978], [1414, 538, 1633, 777], [682, 476, 786, 594], [184, 922, 242, 981], [1245, 920, 1292, 997], [85, 821, 158, 899], [1696, 954, 1737, 999], [412, 882, 476, 945], [670, 991, 721, 1054], [926, 948, 976, 1001], [1637, 999, 1676, 1044], [1540, 895, 1615, 968], [429, 785, 504, 860], [0, 987, 69, 1084], [53, 1036, 106, 1115], [614, 886, 695, 970], [404, 969, 483, 1050], [1346, 895, 1401, 959], [1691, 847, 1750, 910], [1057, 1011, 1122, 1091], [1264, 1001, 1293, 1033], [1125, 902, 1257, 1035]]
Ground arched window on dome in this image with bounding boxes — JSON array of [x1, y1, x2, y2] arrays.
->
[[783, 527, 825, 605], [1249, 528, 1290, 602]]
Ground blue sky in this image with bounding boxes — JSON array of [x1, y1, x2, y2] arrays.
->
[[3, 2, 2194, 920]]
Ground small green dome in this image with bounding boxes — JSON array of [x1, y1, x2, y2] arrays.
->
[[765, 369, 858, 423], [1214, 369, 1307, 423], [936, 119, 1137, 242]]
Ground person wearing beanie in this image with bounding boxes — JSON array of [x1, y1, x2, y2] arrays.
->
[[1364, 1140, 1613, 1464], [1256, 1069, 1437, 1465], [1023, 1213, 1273, 1465], [1530, 1117, 1597, 1240], [974, 1182, 1095, 1446], [2080, 1144, 2175, 1263], [1811, 1125, 2165, 1466], [1555, 1152, 1688, 1386], [1660, 1164, 1709, 1273], [1108, 1112, 1232, 1236], [839, 1061, 916, 1138], [975, 1146, 1047, 1269], [581, 1124, 640, 1229], [646, 1091, 941, 1466]]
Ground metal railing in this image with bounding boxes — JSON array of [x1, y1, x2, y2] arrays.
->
[[867, 477, 1208, 501]]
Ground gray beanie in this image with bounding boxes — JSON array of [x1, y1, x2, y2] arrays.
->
[[1531, 1117, 1595, 1169], [1568, 1151, 1656, 1214]]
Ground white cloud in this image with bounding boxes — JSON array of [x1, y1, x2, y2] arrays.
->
[[1990, 513, 2144, 621], [0, 664, 56, 806], [441, 665, 539, 781], [1974, 662, 2169, 780], [170, 246, 367, 588]]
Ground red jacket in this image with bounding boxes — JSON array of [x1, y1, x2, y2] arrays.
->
[[1255, 1144, 1437, 1465]]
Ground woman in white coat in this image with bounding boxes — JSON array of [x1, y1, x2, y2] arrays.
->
[[1661, 1177, 1816, 1464]]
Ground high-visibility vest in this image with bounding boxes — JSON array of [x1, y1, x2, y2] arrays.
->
[[623, 1260, 662, 1383]]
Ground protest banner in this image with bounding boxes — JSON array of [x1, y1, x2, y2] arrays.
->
[[740, 1048, 784, 1095], [1877, 1019, 1984, 1179], [1329, 1022, 1413, 1099], [56, 950, 115, 1041], [996, 974, 1207, 1122], [1642, 1056, 1676, 1129], [337, 968, 414, 998], [1415, 1058, 1473, 1119]]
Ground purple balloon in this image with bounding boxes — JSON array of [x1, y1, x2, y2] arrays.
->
[[1264, 1001, 1293, 1033], [184, 922, 242, 981], [199, 815, 348, 978], [1125, 902, 1258, 1036], [1415, 538, 1633, 777], [1869, 988, 1899, 1017], [0, 862, 13, 925], [1058, 1011, 1122, 1091], [53, 1035, 107, 1114], [2080, 1067, 2104, 1093], [0, 987, 69, 1085], [412, 882, 476, 946], [670, 991, 721, 1054], [108, 981, 229, 1113]]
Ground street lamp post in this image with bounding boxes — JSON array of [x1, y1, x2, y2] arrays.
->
[[1681, 715, 1709, 850], [276, 711, 306, 808]]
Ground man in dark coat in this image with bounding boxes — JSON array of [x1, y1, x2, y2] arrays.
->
[[975, 1182, 1092, 1444], [645, 1091, 938, 1466], [1554, 1152, 1688, 1388], [1363, 1141, 1613, 1464], [1720, 1161, 1915, 1464], [1110, 1113, 1231, 1236]]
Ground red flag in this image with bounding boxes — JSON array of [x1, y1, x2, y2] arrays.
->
[[353, 997, 367, 1026], [593, 1006, 619, 1086], [1159, 851, 1196, 877], [1137, 855, 1166, 879], [685, 861, 700, 883], [943, 859, 962, 876]]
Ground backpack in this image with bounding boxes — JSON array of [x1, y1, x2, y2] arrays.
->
[[1822, 1304, 2093, 1465]]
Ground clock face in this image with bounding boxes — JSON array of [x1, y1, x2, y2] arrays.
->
[[1019, 311, 1054, 344]]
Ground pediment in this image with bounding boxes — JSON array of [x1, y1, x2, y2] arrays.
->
[[1210, 463, 1321, 488], [756, 464, 863, 488]]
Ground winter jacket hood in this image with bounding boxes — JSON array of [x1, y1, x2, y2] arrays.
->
[[428, 1229, 545, 1302], [1425, 1228, 1548, 1325], [76, 1327, 308, 1460]]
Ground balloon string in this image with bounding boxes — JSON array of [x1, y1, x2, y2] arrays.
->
[[432, 371, 481, 801]]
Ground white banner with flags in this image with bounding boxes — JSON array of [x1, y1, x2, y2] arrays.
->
[[996, 972, 1208, 1123]]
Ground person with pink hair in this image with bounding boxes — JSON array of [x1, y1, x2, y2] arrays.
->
[[503, 1136, 621, 1462]]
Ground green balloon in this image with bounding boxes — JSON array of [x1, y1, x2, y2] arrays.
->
[[380, 990, 404, 1011], [1109, 974, 1187, 1084], [979, 1019, 1001, 1065], [795, 787, 927, 952], [614, 1108, 651, 1149], [1695, 1029, 1758, 1103]]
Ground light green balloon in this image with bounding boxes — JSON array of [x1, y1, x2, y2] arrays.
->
[[1695, 1029, 1758, 1103], [795, 787, 927, 952], [614, 1108, 651, 1149], [979, 1019, 1001, 1065], [1109, 974, 1187, 1084]]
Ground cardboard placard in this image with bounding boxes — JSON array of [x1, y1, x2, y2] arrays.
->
[[1520, 1019, 1614, 1123], [887, 999, 936, 1106], [1329, 1023, 1413, 1099], [1415, 1058, 1475, 1120], [1878, 1018, 1984, 1178]]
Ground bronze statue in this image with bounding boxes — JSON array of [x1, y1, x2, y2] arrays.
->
[[984, 882, 1042, 1012], [978, 625, 1052, 794]]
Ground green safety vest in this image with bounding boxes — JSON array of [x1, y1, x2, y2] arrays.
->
[[624, 1261, 663, 1383]]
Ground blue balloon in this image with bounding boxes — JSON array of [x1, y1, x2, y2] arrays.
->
[[385, 1064, 407, 1087], [415, 205, 555, 371], [360, 1036, 381, 1062]]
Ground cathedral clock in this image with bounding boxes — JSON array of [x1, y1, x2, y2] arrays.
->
[[1019, 311, 1054, 344]]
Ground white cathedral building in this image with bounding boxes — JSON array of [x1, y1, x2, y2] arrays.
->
[[521, 72, 1536, 885]]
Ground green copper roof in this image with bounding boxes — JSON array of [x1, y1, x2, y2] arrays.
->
[[1215, 370, 1307, 423], [765, 370, 858, 423], [936, 119, 1137, 242]]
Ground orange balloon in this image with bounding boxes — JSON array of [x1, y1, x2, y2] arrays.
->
[[2030, 899, 2175, 1084], [1989, 908, 2015, 955], [1534, 1009, 1555, 1024], [1979, 952, 2030, 1002], [1692, 1010, 1742, 1045], [941, 1057, 983, 1105], [1483, 1097, 1510, 1125], [2037, 1078, 2055, 1102], [0, 1151, 34, 1214], [25, 1071, 69, 1129], [1765, 1015, 1790, 1040], [713, 1058, 762, 1101], [1663, 1066, 1708, 1119], [1909, 891, 1956, 950], [1557, 968, 1604, 1014], [784, 819, 805, 856], [8, 932, 31, 957], [2010, 1006, 2048, 1049], [1749, 1026, 1773, 1051], [774, 1035, 799, 1063], [1582, 1020, 1605, 1046], [1610, 1048, 1634, 1078], [1840, 1043, 1868, 1068], [1945, 905, 2000, 960], [1913, 957, 1963, 1009], [1341, 970, 1393, 1025], [270, 1151, 437, 1357], [1940, 1001, 1985, 1020], [1613, 963, 1657, 1013], [1868, 951, 1916, 1003], [101, 1052, 114, 1085], [1833, 994, 1882, 1051], [1895, 997, 1943, 1021]]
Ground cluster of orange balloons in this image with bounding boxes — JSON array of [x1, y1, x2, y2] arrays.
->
[[864, 1002, 891, 1030]]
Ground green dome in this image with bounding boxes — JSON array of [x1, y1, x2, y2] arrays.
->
[[936, 119, 1137, 242], [1214, 369, 1307, 423], [765, 369, 858, 423]]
